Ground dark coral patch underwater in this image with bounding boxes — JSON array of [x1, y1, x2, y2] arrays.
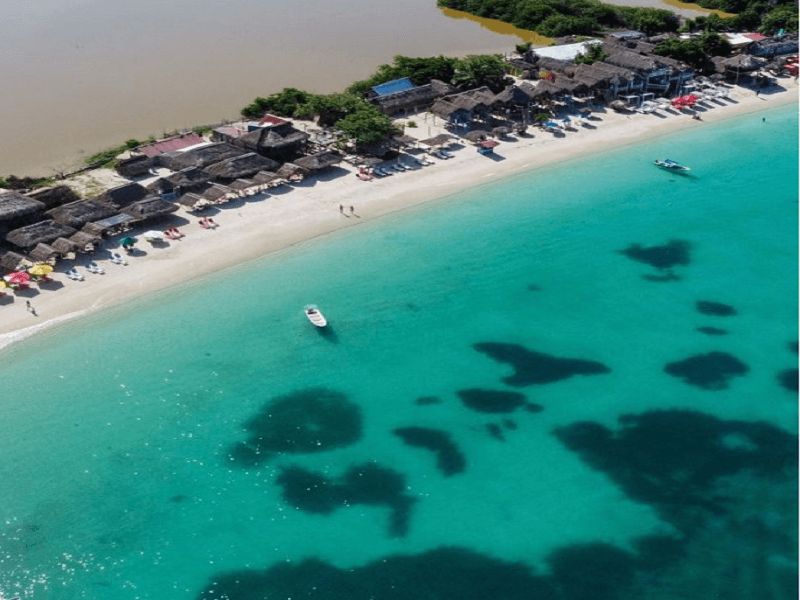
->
[[696, 326, 728, 336], [553, 409, 797, 527], [276, 463, 414, 537], [393, 426, 466, 476], [695, 301, 737, 317], [456, 388, 527, 413], [663, 352, 749, 390], [227, 388, 362, 466], [619, 239, 692, 270], [474, 342, 610, 387], [777, 368, 798, 393]]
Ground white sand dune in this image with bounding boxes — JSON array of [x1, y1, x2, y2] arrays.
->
[[1, 81, 796, 348]]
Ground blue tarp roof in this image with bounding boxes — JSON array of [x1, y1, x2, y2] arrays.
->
[[370, 77, 416, 96]]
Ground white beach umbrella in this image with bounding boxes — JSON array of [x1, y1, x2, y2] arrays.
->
[[143, 230, 163, 242]]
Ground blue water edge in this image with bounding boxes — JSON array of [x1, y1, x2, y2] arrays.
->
[[1, 105, 797, 600]]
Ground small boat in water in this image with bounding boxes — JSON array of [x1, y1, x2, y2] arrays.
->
[[654, 159, 690, 171], [304, 305, 327, 327]]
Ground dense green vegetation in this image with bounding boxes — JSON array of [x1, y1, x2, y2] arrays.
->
[[240, 89, 395, 146], [573, 43, 610, 64], [438, 0, 797, 36], [83, 138, 144, 168], [346, 56, 459, 95], [0, 175, 56, 190], [437, 0, 680, 37], [654, 32, 733, 71]]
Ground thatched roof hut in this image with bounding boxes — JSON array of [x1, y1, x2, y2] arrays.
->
[[275, 163, 309, 180], [494, 84, 537, 106], [51, 237, 79, 256], [46, 200, 118, 229], [418, 133, 454, 148], [178, 193, 211, 211], [28, 243, 59, 263], [235, 126, 309, 160], [534, 57, 576, 76], [198, 183, 234, 201], [721, 54, 767, 71], [25, 185, 79, 209], [0, 251, 29, 271], [204, 152, 280, 180], [228, 178, 256, 191], [253, 170, 280, 185], [121, 197, 179, 221], [0, 191, 46, 223], [116, 154, 157, 177], [6, 220, 77, 249], [159, 143, 246, 171], [463, 130, 489, 142], [294, 151, 342, 172], [69, 231, 104, 253], [98, 182, 149, 209], [371, 79, 457, 114]]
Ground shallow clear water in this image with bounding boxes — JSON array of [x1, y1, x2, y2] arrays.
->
[[1, 105, 797, 600]]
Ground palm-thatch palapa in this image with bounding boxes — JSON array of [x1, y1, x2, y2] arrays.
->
[[50, 237, 79, 257], [204, 152, 280, 180], [418, 133, 454, 148], [98, 182, 150, 209], [275, 163, 309, 180], [121, 197, 179, 222], [69, 231, 104, 253], [0, 191, 46, 224], [0, 251, 30, 271], [28, 243, 59, 264], [6, 220, 78, 250], [293, 151, 342, 172], [159, 143, 247, 171], [463, 130, 489, 143], [46, 199, 118, 229]]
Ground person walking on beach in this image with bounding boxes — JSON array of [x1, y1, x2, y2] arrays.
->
[[339, 204, 344, 214], [349, 206, 354, 214]]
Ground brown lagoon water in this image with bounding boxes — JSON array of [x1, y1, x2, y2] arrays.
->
[[1, 0, 519, 177]]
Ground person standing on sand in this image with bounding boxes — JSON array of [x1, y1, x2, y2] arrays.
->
[[350, 206, 354, 214], [339, 204, 343, 214]]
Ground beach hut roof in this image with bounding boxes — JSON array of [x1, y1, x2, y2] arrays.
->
[[69, 230, 103, 251], [121, 197, 179, 221], [178, 193, 209, 209], [463, 130, 489, 142], [204, 152, 280, 179], [535, 56, 576, 75], [275, 162, 309, 179], [198, 183, 234, 201], [294, 151, 342, 171], [494, 84, 537, 105], [99, 182, 149, 209], [28, 242, 59, 262], [722, 54, 767, 70], [0, 191, 46, 222], [418, 133, 454, 147], [228, 178, 256, 191], [46, 199, 118, 229], [237, 127, 309, 152], [430, 99, 464, 119], [6, 220, 77, 249], [0, 251, 29, 271], [51, 237, 78, 255], [392, 134, 417, 146], [252, 170, 280, 185], [602, 49, 663, 72], [160, 143, 246, 171], [164, 166, 214, 188]]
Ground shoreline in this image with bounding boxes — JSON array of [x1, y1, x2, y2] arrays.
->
[[1, 81, 796, 350]]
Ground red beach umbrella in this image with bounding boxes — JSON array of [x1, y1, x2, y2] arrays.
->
[[4, 271, 31, 285]]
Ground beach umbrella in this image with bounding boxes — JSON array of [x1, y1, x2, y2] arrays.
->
[[29, 264, 54, 277], [119, 236, 137, 247], [4, 271, 31, 285], [0, 280, 7, 293], [464, 130, 488, 142], [142, 231, 163, 242]]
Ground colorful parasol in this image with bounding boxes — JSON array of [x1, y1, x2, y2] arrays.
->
[[29, 264, 54, 277], [4, 271, 31, 285], [120, 236, 137, 246]]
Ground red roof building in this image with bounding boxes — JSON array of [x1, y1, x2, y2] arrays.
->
[[140, 133, 205, 157]]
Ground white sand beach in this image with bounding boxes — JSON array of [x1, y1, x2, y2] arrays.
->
[[1, 81, 796, 348]]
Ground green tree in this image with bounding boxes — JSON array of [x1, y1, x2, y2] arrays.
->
[[334, 109, 395, 146], [759, 3, 798, 33], [241, 88, 313, 118], [452, 54, 509, 91], [573, 43, 610, 65]]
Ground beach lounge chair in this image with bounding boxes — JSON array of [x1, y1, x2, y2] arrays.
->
[[357, 172, 373, 181], [441, 150, 455, 158], [87, 261, 105, 275], [110, 253, 127, 265], [374, 167, 391, 176], [66, 268, 84, 281]]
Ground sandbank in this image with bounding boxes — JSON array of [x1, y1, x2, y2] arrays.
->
[[1, 80, 796, 349]]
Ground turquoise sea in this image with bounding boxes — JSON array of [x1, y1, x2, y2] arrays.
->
[[1, 105, 797, 600]]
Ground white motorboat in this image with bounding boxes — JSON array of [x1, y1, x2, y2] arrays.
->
[[304, 305, 327, 327], [654, 159, 690, 171]]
